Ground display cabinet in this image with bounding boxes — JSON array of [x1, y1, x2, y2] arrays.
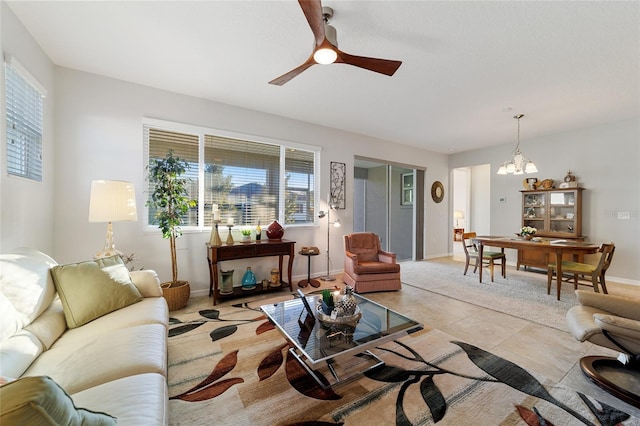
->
[[518, 187, 584, 269]]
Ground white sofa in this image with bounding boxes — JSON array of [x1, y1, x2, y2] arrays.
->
[[0, 248, 169, 425]]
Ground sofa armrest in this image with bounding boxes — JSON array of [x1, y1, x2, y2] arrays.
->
[[378, 250, 397, 264], [575, 290, 640, 321], [129, 270, 163, 297]]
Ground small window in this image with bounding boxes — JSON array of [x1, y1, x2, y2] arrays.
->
[[4, 57, 45, 182], [401, 173, 413, 206]]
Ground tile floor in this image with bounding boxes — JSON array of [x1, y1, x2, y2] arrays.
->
[[182, 257, 640, 418]]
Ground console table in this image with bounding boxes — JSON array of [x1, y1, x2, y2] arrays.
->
[[206, 240, 295, 305]]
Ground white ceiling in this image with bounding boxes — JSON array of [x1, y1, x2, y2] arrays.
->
[[7, 1, 639, 154]]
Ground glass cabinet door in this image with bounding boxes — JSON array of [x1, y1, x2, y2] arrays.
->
[[548, 191, 577, 235], [523, 192, 546, 231]]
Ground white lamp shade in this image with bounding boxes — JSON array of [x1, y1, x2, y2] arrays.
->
[[525, 162, 539, 174], [89, 180, 137, 222]]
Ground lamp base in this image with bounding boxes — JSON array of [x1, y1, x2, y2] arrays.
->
[[320, 275, 336, 281], [94, 248, 123, 260], [95, 222, 123, 259]]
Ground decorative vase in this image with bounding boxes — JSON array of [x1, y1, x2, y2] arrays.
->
[[524, 234, 534, 240], [266, 220, 284, 240], [220, 269, 234, 295], [269, 268, 280, 287], [241, 267, 256, 290]]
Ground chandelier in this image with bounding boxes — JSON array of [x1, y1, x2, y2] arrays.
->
[[497, 114, 538, 175]]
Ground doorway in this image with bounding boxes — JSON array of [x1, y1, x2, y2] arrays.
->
[[353, 157, 424, 261], [451, 164, 491, 258]]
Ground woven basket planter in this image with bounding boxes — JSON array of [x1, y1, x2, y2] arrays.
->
[[161, 280, 190, 311]]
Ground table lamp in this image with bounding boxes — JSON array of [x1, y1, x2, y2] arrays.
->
[[454, 210, 465, 228], [89, 180, 137, 259]]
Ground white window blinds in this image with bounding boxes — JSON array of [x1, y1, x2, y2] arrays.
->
[[144, 120, 319, 229], [5, 59, 45, 181], [146, 127, 200, 227]]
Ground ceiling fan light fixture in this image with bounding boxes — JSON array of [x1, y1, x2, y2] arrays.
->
[[314, 47, 337, 64]]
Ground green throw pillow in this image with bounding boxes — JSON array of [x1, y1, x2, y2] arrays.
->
[[0, 376, 117, 425], [51, 255, 142, 328]]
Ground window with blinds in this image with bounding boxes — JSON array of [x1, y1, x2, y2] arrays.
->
[[5, 60, 44, 182], [144, 121, 319, 230], [147, 128, 200, 227]]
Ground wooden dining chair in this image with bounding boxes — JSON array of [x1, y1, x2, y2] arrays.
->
[[547, 242, 615, 300], [461, 232, 506, 282]]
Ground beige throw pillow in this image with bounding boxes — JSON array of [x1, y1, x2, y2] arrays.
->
[[50, 255, 142, 328], [0, 375, 116, 425]]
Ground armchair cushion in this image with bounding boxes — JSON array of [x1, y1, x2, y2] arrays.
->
[[347, 233, 382, 262], [353, 260, 400, 275]]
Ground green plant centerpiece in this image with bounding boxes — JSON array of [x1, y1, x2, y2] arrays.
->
[[321, 289, 335, 314], [147, 151, 196, 309]]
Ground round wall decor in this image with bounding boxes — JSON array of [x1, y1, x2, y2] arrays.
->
[[431, 181, 444, 203]]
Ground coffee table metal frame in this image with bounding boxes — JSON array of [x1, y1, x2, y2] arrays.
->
[[261, 293, 422, 389]]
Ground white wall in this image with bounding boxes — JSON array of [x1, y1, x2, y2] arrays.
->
[[450, 118, 640, 283], [51, 67, 447, 295], [0, 2, 56, 254]]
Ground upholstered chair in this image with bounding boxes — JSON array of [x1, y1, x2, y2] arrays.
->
[[461, 232, 506, 282], [566, 290, 640, 408], [343, 233, 401, 293]]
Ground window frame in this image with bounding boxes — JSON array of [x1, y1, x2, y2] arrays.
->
[[143, 118, 321, 232]]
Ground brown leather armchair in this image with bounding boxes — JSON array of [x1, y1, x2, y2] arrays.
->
[[343, 233, 401, 293]]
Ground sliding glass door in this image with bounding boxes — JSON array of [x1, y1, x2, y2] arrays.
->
[[353, 158, 422, 261]]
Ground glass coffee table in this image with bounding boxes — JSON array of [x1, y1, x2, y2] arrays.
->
[[261, 292, 422, 389]]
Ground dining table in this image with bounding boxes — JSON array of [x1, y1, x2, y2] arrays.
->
[[472, 236, 601, 298]]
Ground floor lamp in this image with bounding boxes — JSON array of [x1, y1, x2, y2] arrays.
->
[[88, 180, 138, 259], [318, 198, 340, 281]]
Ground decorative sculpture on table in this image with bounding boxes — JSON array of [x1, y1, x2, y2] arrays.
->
[[266, 220, 284, 240]]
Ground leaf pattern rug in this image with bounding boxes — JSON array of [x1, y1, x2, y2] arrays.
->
[[167, 301, 639, 426]]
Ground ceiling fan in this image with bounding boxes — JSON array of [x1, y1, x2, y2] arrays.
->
[[268, 0, 402, 86]]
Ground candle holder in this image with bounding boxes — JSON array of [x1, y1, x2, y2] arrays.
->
[[209, 220, 222, 246], [226, 225, 234, 245]]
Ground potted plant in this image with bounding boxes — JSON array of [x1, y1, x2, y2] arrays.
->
[[147, 150, 196, 310]]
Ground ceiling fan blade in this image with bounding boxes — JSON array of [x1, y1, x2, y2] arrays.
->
[[298, 0, 325, 46], [335, 50, 402, 76], [268, 57, 315, 86]]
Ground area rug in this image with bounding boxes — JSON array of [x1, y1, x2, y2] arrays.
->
[[399, 258, 584, 332], [167, 300, 639, 426]]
